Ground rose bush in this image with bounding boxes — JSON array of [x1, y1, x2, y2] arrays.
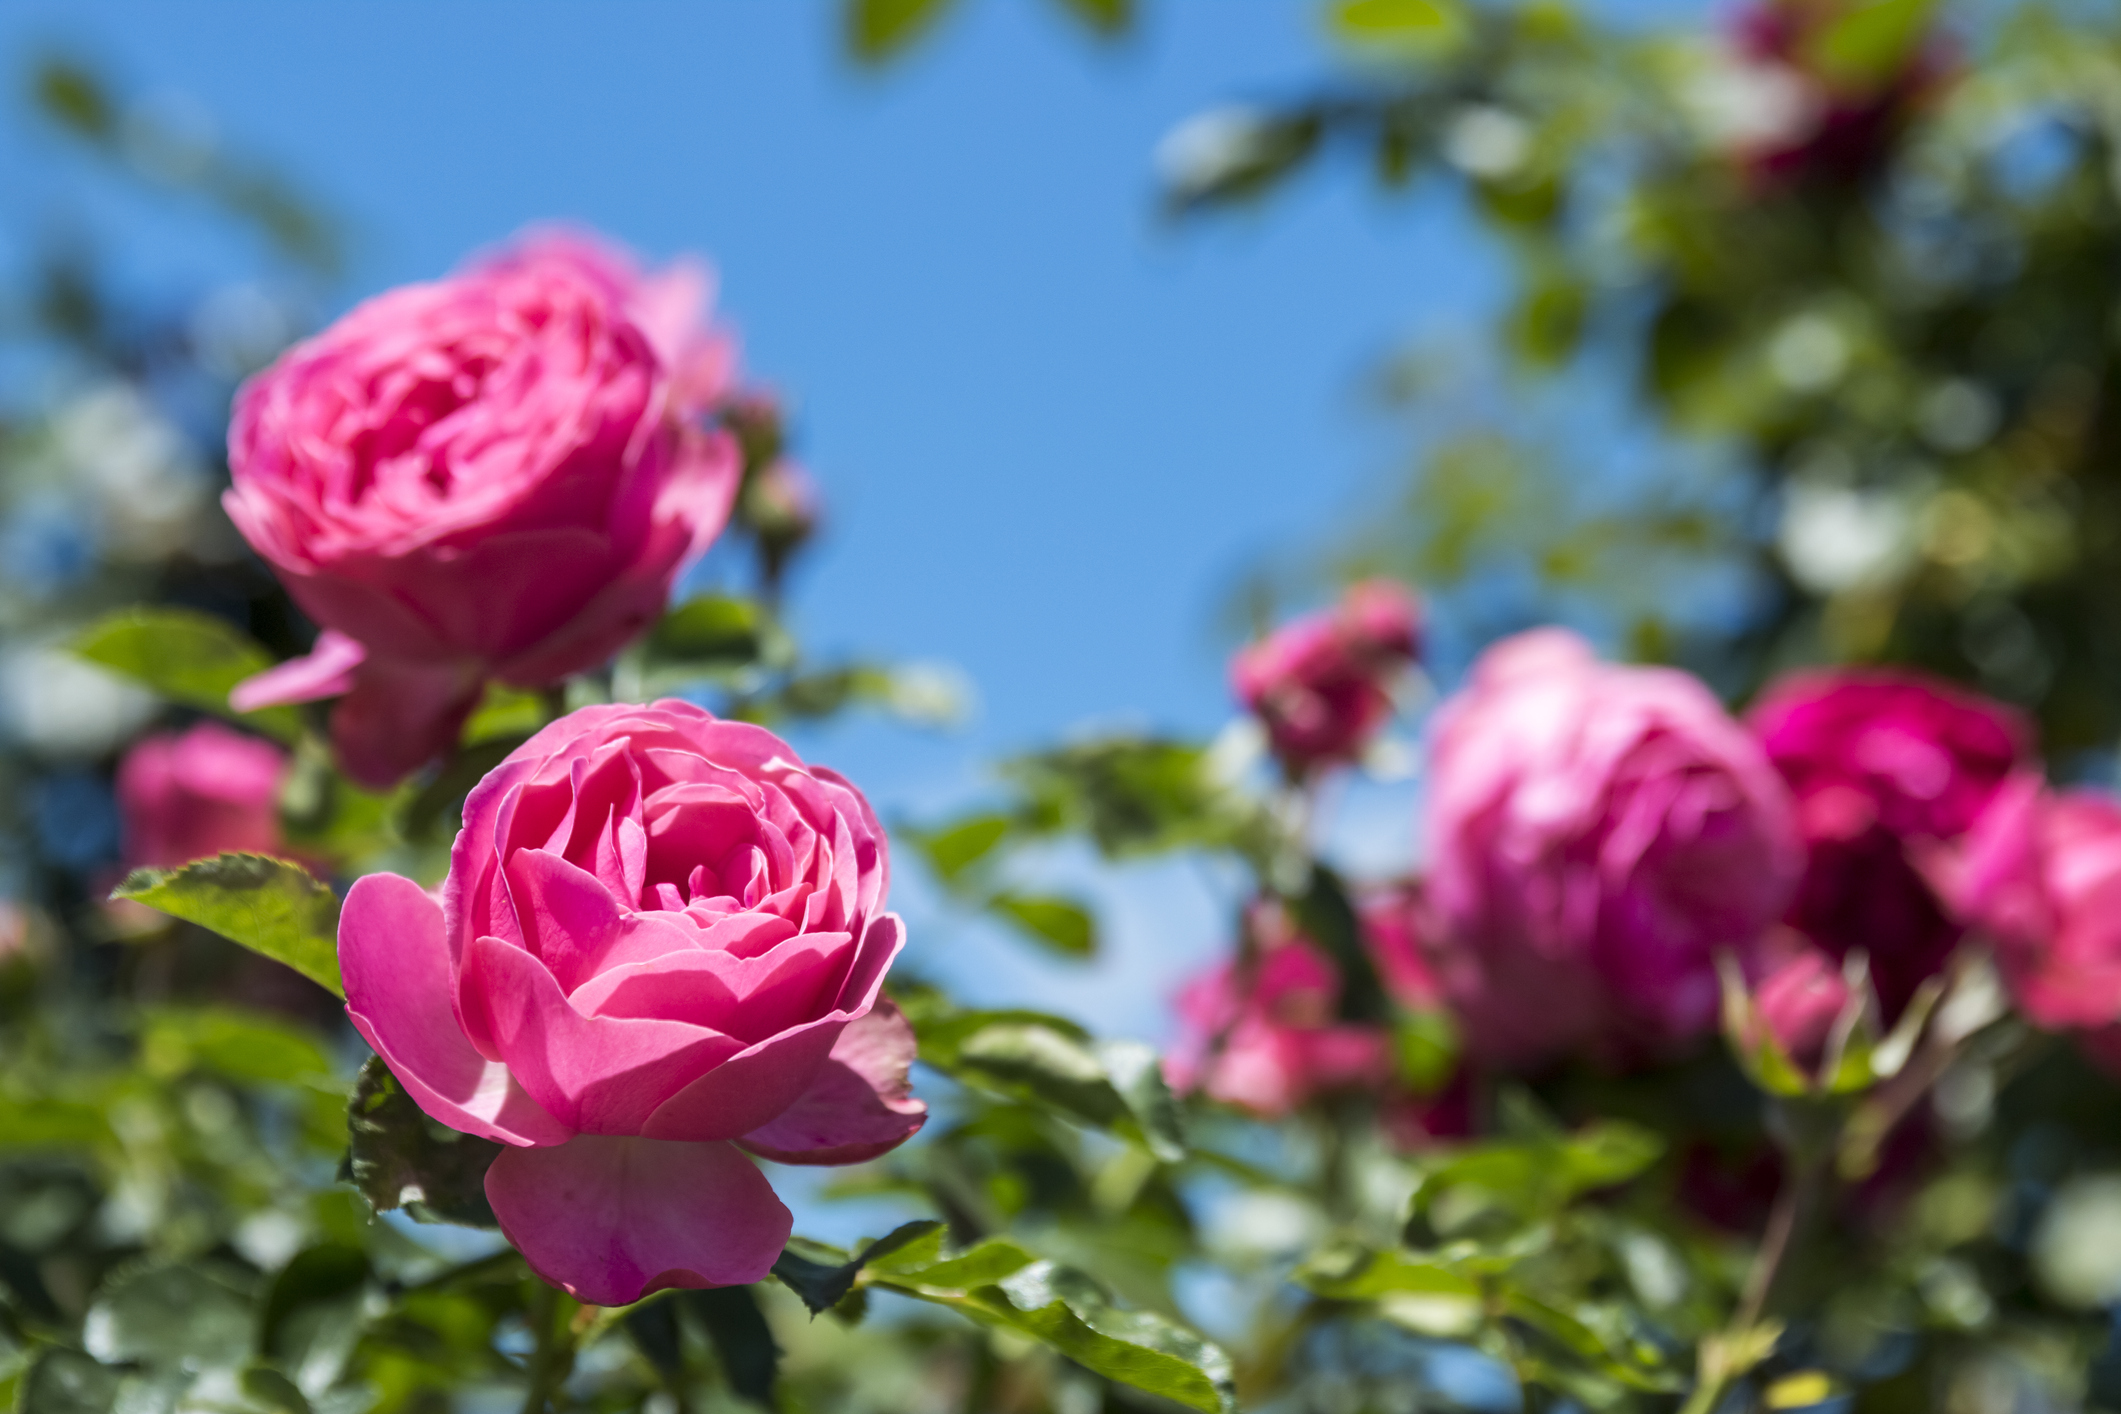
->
[[225, 231, 741, 786], [1423, 628, 1802, 1068], [116, 721, 289, 869], [1231, 578, 1421, 775], [1747, 669, 2031, 1017], [337, 700, 923, 1305]]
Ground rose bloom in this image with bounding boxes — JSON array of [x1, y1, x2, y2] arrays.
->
[[1231, 579, 1422, 774], [1747, 669, 2030, 1018], [1749, 932, 1852, 1073], [1359, 880, 1443, 1013], [226, 229, 742, 787], [339, 701, 923, 1306], [1163, 903, 1390, 1118], [1932, 774, 2121, 1046], [117, 721, 289, 869], [1424, 629, 1802, 1069]]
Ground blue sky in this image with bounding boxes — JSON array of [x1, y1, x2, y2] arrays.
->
[[2, 0, 1706, 1038]]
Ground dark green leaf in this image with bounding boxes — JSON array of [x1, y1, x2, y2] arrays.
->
[[71, 606, 303, 742], [846, 0, 957, 62], [17, 1349, 121, 1414], [112, 854, 342, 997], [33, 59, 116, 140], [343, 1056, 503, 1228], [991, 893, 1097, 958], [259, 1245, 370, 1396], [682, 1286, 779, 1409], [1289, 863, 1389, 1023], [910, 813, 1011, 884], [645, 593, 774, 671], [240, 1365, 313, 1414], [770, 1220, 945, 1317], [82, 1260, 255, 1371], [625, 1299, 685, 1383]]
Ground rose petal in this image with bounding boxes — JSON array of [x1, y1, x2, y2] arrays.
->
[[739, 999, 926, 1165], [329, 657, 485, 790], [486, 1135, 790, 1307], [503, 848, 626, 991], [639, 1013, 848, 1143], [459, 933, 742, 1134], [229, 629, 368, 711], [339, 873, 571, 1147]]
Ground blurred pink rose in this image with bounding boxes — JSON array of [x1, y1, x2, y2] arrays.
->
[[1748, 669, 2030, 1018], [338, 701, 923, 1306], [1424, 629, 1802, 1069], [1749, 933, 1852, 1071], [1933, 775, 2121, 1038], [226, 229, 742, 787], [1231, 579, 1422, 774], [1358, 880, 1443, 1013], [1164, 903, 1391, 1117], [117, 722, 289, 869]]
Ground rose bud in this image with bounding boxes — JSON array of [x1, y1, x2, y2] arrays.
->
[[1747, 669, 2031, 1019], [337, 701, 924, 1306], [1424, 629, 1802, 1070], [226, 229, 742, 787], [1231, 578, 1423, 776], [1163, 902, 1391, 1118], [1748, 932, 1854, 1074], [117, 721, 289, 869]]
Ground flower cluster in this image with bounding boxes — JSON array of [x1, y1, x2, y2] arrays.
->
[[1176, 615, 2116, 1126]]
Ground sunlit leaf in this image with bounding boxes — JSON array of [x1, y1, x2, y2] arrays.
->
[[846, 0, 958, 63], [992, 893, 1097, 958], [72, 606, 303, 742], [112, 853, 342, 997]]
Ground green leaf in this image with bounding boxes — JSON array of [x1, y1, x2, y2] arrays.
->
[[910, 813, 1011, 884], [1289, 863, 1389, 1023], [1802, 0, 1937, 88], [0, 1095, 112, 1151], [771, 1221, 945, 1316], [240, 1366, 313, 1414], [1000, 736, 1256, 859], [402, 736, 525, 843], [682, 1287, 779, 1408], [16, 1349, 122, 1414], [259, 1245, 370, 1397], [1329, 0, 1468, 54], [1293, 1243, 1481, 1302], [342, 1056, 503, 1228], [645, 593, 776, 671], [1049, 0, 1132, 37], [846, 0, 957, 62], [112, 854, 342, 996], [139, 1007, 337, 1090], [870, 1244, 1235, 1414], [991, 893, 1097, 958], [1408, 1122, 1663, 1243], [71, 606, 303, 742], [82, 1260, 256, 1371]]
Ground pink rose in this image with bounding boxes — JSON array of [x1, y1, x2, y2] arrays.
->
[[1358, 881, 1443, 1013], [338, 701, 924, 1306], [1231, 579, 1422, 774], [117, 722, 289, 869], [1933, 775, 2121, 1036], [1163, 903, 1391, 1117], [1424, 629, 1802, 1069], [226, 230, 742, 787], [1747, 669, 2031, 1018]]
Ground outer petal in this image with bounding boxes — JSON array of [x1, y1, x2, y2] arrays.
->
[[339, 873, 572, 1147], [485, 1136, 791, 1307], [458, 933, 742, 1133], [739, 999, 926, 1165], [230, 629, 369, 711]]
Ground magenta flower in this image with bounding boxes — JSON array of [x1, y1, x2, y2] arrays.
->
[[1424, 629, 1802, 1069], [338, 702, 924, 1306], [1164, 904, 1390, 1118], [1231, 579, 1422, 775], [226, 230, 741, 787], [1933, 775, 2121, 1038], [1747, 669, 2030, 1018], [117, 722, 289, 870], [1749, 934, 1853, 1072]]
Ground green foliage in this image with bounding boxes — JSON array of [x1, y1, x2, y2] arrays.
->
[[846, 0, 959, 63], [112, 854, 343, 997], [72, 606, 304, 743]]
